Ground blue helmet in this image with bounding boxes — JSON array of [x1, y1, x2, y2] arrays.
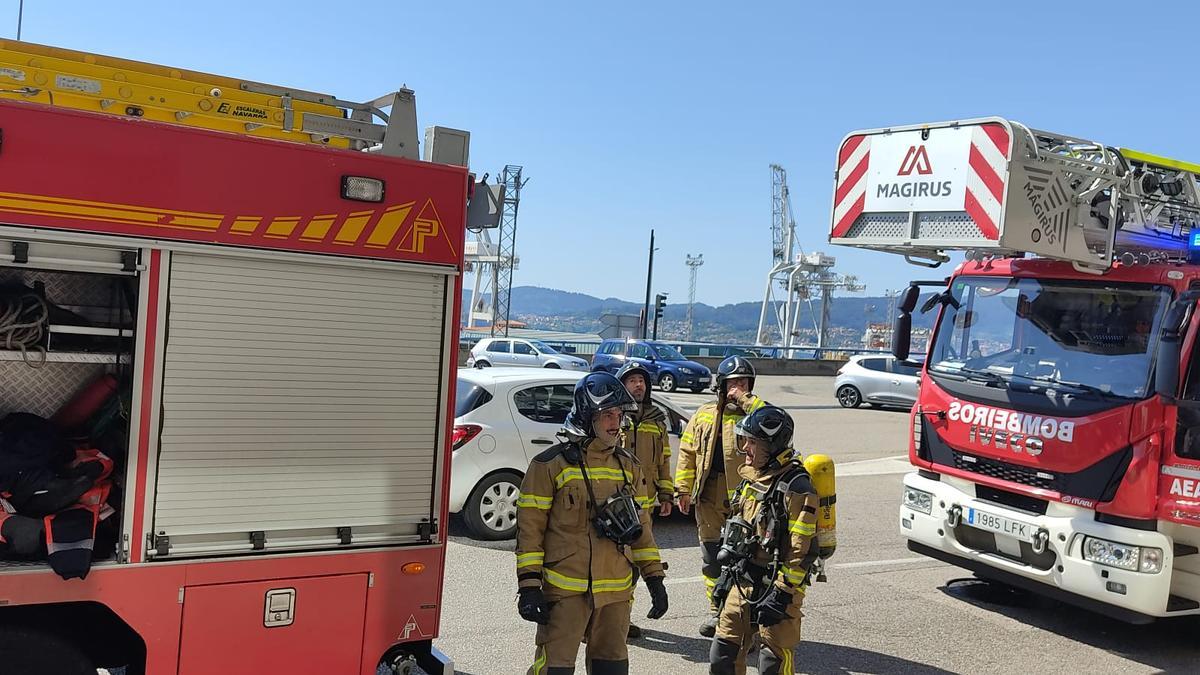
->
[[716, 355, 756, 390], [616, 361, 654, 403], [563, 372, 638, 437]]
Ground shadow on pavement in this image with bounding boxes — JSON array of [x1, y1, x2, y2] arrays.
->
[[636, 629, 958, 674], [938, 577, 1200, 672]]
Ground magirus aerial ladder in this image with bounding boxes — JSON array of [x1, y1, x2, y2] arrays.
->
[[829, 117, 1200, 272]]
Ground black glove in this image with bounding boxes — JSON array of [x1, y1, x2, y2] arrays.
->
[[755, 585, 793, 627], [517, 587, 550, 625], [645, 575, 669, 620]]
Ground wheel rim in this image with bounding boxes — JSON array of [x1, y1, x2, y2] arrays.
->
[[660, 375, 675, 391], [479, 481, 520, 532], [838, 387, 859, 406]]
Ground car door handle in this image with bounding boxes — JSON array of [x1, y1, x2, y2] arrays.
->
[[531, 439, 554, 445], [891, 380, 900, 385]]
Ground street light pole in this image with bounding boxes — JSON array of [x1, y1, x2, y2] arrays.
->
[[642, 229, 654, 339]]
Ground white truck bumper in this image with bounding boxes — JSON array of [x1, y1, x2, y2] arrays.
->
[[900, 471, 1183, 622]]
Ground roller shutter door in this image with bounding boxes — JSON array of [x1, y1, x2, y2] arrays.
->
[[151, 252, 447, 557]]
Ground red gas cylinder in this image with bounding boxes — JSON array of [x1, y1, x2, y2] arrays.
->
[[53, 374, 118, 430]]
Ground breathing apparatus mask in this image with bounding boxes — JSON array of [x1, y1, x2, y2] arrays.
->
[[717, 514, 755, 565], [591, 487, 643, 546]]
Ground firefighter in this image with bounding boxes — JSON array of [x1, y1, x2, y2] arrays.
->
[[675, 355, 768, 637], [615, 361, 673, 640], [515, 372, 669, 675], [709, 405, 818, 675]]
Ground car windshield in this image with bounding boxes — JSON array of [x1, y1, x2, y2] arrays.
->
[[927, 276, 1172, 400], [653, 344, 686, 361], [530, 340, 559, 355], [455, 379, 492, 417]]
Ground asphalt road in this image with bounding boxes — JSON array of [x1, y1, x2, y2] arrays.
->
[[434, 376, 1200, 674]]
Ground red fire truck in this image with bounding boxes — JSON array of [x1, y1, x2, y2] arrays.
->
[[0, 40, 469, 673], [831, 117, 1200, 622]]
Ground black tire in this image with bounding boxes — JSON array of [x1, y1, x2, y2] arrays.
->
[[462, 471, 523, 540], [690, 386, 705, 394], [474, 360, 491, 369], [0, 626, 95, 675], [867, 402, 882, 409], [658, 373, 677, 393], [836, 385, 862, 408], [544, 363, 560, 369]]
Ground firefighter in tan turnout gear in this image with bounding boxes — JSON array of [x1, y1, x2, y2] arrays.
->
[[515, 372, 669, 675], [616, 361, 673, 639], [709, 405, 818, 675], [676, 356, 768, 637]]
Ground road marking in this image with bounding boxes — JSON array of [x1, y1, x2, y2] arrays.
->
[[838, 456, 913, 477], [661, 557, 936, 585], [839, 455, 908, 466]]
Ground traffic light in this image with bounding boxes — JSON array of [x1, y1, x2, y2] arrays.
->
[[653, 293, 668, 339]]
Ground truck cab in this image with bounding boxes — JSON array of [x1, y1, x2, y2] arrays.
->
[[829, 116, 1200, 622]]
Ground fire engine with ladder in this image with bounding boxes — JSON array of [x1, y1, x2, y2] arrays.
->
[[0, 39, 471, 673], [831, 116, 1200, 622]]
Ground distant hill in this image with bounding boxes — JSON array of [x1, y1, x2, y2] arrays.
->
[[461, 286, 936, 345]]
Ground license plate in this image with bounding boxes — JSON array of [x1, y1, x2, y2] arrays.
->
[[964, 507, 1035, 543], [699, 377, 711, 383]]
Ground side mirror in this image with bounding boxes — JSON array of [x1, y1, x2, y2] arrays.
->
[[1156, 291, 1200, 399], [893, 313, 913, 362], [899, 285, 921, 314]]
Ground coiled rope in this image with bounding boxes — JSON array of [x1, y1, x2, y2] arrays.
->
[[0, 293, 48, 367]]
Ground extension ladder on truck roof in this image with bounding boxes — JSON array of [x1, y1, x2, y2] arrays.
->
[[828, 117, 1200, 271], [0, 39, 424, 157]]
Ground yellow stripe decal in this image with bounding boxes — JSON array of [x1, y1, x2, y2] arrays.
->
[[631, 548, 661, 562], [554, 467, 633, 488], [789, 520, 816, 536], [531, 646, 547, 675], [516, 494, 553, 510], [543, 569, 589, 592]]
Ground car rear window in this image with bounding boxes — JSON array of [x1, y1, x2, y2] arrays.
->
[[859, 358, 887, 372], [455, 379, 493, 417], [486, 341, 510, 354]]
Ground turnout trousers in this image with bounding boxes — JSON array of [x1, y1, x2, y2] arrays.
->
[[709, 582, 803, 675], [528, 594, 631, 675]]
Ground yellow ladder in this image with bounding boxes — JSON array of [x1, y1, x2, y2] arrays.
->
[[0, 39, 417, 156]]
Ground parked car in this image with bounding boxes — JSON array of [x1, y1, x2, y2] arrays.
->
[[834, 355, 920, 409], [466, 337, 589, 370], [450, 368, 691, 539], [590, 338, 712, 393]]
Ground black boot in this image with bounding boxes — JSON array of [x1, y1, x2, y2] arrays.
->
[[626, 623, 642, 639], [590, 658, 628, 675], [709, 637, 741, 675], [699, 614, 718, 638]]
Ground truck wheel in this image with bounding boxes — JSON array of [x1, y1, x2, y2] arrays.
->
[[658, 373, 677, 392], [0, 626, 95, 675], [836, 385, 862, 408], [463, 472, 522, 540]]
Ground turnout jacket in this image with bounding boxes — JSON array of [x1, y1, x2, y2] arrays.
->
[[731, 460, 820, 593], [618, 402, 672, 509], [515, 438, 665, 608], [675, 392, 768, 501]]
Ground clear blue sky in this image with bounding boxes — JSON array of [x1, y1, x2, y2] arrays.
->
[[18, 2, 1200, 305]]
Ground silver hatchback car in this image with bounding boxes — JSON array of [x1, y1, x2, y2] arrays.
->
[[834, 355, 920, 409], [467, 337, 590, 371]]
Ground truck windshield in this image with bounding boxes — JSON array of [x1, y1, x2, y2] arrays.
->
[[927, 276, 1171, 400]]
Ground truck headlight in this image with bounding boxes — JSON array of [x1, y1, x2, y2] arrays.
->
[[1082, 536, 1163, 574], [903, 486, 933, 515]]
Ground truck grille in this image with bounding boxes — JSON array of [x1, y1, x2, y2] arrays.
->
[[953, 451, 1058, 492]]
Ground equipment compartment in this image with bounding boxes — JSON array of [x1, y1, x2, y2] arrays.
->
[[0, 240, 139, 575]]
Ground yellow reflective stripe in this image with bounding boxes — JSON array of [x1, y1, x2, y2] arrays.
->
[[543, 568, 589, 592], [782, 565, 807, 585], [592, 572, 634, 592], [676, 470, 696, 479], [727, 489, 737, 500], [694, 412, 715, 423], [656, 479, 673, 490], [783, 646, 793, 675], [516, 494, 552, 510], [637, 422, 663, 433], [516, 552, 544, 569], [631, 548, 661, 562], [748, 397, 766, 412], [531, 646, 547, 675], [662, 445, 672, 457], [789, 520, 816, 536], [722, 414, 741, 425], [680, 431, 695, 444], [637, 495, 657, 508], [554, 466, 633, 488]]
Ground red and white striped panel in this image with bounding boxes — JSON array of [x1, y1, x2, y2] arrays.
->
[[963, 123, 1010, 239], [831, 135, 870, 238]]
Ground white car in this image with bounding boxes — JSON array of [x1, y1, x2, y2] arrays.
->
[[834, 354, 920, 409], [450, 368, 690, 539], [466, 337, 590, 371]]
